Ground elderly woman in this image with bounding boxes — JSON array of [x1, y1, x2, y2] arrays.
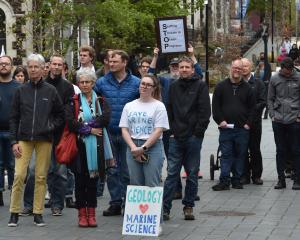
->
[[67, 69, 112, 228]]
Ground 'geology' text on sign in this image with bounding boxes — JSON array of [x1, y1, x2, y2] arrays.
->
[[156, 16, 188, 54], [122, 185, 163, 237]]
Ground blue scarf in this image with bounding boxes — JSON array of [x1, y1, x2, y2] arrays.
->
[[80, 91, 115, 177], [80, 92, 98, 177]]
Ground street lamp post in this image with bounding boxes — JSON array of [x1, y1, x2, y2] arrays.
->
[[240, 0, 243, 36], [204, 0, 209, 86], [271, 0, 274, 63]]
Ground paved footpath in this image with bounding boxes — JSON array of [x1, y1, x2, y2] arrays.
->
[[1, 118, 300, 240]]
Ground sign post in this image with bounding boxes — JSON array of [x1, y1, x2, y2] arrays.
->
[[122, 185, 163, 237]]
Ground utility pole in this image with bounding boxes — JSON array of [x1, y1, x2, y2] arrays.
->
[[204, 0, 209, 87], [271, 0, 274, 63]]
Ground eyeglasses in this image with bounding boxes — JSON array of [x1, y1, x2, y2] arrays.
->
[[78, 80, 93, 85], [140, 82, 154, 88], [0, 62, 11, 67]]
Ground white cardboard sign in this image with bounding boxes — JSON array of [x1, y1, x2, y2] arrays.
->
[[122, 185, 163, 237], [157, 17, 187, 54]]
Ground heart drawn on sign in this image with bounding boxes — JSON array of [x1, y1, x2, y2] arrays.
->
[[139, 204, 149, 214]]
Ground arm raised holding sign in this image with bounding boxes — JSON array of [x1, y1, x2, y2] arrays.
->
[[187, 43, 204, 79]]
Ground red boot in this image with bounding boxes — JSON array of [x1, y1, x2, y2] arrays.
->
[[87, 207, 97, 227], [78, 208, 88, 227]]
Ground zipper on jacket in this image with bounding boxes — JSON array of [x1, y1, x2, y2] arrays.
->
[[31, 87, 37, 140]]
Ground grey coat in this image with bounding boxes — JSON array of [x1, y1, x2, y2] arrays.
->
[[268, 70, 300, 124]]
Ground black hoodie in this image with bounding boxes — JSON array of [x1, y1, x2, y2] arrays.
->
[[167, 75, 211, 139]]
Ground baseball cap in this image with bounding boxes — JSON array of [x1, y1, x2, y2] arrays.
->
[[169, 58, 179, 65]]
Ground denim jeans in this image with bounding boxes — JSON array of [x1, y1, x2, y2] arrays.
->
[[127, 139, 164, 187], [272, 122, 300, 179], [163, 136, 203, 213], [163, 131, 182, 193], [106, 133, 129, 206], [96, 178, 105, 197], [66, 168, 75, 198], [219, 128, 249, 185], [23, 152, 36, 209], [47, 147, 67, 210], [0, 131, 14, 191]]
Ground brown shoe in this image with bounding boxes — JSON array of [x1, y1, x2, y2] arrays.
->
[[183, 206, 194, 220], [173, 192, 182, 200], [252, 178, 263, 185]]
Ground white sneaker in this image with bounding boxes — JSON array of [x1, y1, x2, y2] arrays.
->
[[45, 191, 50, 200], [158, 225, 163, 236]]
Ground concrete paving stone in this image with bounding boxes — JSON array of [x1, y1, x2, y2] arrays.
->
[[246, 235, 268, 240], [209, 230, 232, 236], [266, 234, 291, 240], [241, 217, 264, 224], [253, 225, 274, 235], [234, 225, 257, 232], [259, 220, 280, 226], [227, 232, 249, 240], [271, 228, 293, 237], [203, 235, 229, 240], [183, 233, 206, 240]]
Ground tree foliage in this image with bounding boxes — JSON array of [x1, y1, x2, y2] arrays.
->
[[22, 0, 204, 57]]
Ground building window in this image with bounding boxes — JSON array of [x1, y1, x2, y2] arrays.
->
[[0, 8, 6, 53]]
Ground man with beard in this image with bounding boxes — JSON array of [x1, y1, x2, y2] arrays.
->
[[162, 56, 211, 221], [212, 59, 256, 191], [0, 56, 20, 206], [148, 45, 203, 200]]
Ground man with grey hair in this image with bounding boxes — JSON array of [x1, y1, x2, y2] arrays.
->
[[240, 58, 266, 185], [22, 54, 75, 217], [8, 54, 64, 227]]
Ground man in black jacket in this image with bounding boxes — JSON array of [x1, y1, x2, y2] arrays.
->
[[8, 54, 64, 227], [163, 56, 211, 221], [212, 59, 256, 191], [21, 55, 75, 217], [240, 58, 266, 185], [46, 55, 75, 215]]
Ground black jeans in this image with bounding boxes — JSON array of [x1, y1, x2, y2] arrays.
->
[[272, 122, 300, 180], [244, 121, 263, 179], [74, 142, 98, 209]]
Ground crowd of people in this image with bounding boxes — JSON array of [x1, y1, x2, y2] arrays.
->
[[0, 42, 300, 235]]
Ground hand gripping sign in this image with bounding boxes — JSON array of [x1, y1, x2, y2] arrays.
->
[[122, 185, 163, 237]]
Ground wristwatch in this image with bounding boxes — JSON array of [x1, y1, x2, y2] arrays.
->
[[141, 145, 147, 151]]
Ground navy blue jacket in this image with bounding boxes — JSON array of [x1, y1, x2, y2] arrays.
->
[[94, 71, 140, 134], [0, 80, 20, 131]]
